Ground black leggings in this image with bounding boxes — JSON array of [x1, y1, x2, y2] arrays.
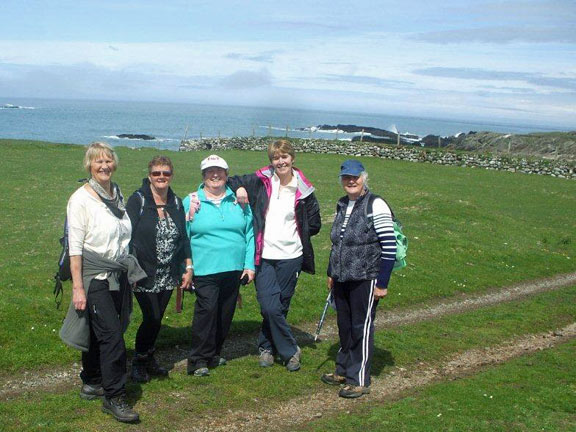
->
[[134, 290, 173, 353]]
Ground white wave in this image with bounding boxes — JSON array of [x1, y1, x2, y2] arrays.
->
[[101, 135, 178, 142], [1, 103, 36, 110], [388, 124, 398, 134]]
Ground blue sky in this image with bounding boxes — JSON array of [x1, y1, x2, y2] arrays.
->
[[1, 0, 575, 128]]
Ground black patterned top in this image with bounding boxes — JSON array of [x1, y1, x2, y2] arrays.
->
[[134, 212, 180, 293]]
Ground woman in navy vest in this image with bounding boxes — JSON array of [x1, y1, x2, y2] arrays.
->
[[323, 159, 396, 398]]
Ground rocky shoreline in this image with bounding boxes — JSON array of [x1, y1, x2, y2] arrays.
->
[[179, 137, 575, 180]]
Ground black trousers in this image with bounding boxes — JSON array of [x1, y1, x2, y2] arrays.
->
[[134, 290, 173, 354], [333, 279, 378, 387], [188, 271, 241, 369], [80, 278, 127, 398]]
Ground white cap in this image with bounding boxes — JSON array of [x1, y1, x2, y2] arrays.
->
[[200, 154, 229, 171]]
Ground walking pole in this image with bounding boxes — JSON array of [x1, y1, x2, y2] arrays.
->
[[314, 290, 333, 342]]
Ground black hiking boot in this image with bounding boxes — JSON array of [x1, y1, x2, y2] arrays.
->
[[80, 383, 104, 400], [130, 353, 150, 383], [146, 349, 169, 377], [101, 396, 140, 423]]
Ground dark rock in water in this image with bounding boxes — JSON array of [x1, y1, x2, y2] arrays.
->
[[117, 134, 156, 140]]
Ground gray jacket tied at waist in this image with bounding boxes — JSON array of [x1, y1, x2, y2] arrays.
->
[[59, 250, 147, 352]]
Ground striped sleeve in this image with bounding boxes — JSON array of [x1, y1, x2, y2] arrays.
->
[[371, 197, 396, 288]]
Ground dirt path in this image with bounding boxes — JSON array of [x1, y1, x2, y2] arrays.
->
[[1, 272, 575, 398], [181, 322, 576, 432]]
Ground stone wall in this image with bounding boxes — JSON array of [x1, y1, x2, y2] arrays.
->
[[180, 137, 575, 180]]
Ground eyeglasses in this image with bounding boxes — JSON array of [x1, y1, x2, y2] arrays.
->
[[150, 171, 172, 177]]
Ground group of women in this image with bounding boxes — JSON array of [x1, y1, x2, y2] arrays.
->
[[60, 139, 396, 423]]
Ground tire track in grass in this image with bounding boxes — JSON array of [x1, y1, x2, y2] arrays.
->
[[187, 323, 576, 432], [1, 272, 575, 398]]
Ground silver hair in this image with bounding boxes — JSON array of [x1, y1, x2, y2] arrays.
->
[[339, 171, 368, 188]]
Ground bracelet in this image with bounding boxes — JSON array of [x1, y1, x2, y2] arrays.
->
[[185, 265, 193, 271]]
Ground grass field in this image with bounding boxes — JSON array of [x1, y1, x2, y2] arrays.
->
[[0, 139, 575, 374], [0, 139, 575, 431]]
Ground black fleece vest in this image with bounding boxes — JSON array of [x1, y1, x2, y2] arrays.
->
[[329, 192, 380, 282]]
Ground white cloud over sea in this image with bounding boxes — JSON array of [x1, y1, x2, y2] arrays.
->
[[0, 0, 575, 128]]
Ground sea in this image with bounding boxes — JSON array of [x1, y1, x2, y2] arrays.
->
[[0, 98, 570, 151]]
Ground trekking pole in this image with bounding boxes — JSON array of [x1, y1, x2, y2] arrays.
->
[[314, 290, 333, 342]]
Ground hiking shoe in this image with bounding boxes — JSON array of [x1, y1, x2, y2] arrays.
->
[[80, 383, 104, 400], [146, 352, 169, 377], [258, 349, 274, 367], [193, 367, 210, 377], [101, 396, 140, 423], [209, 356, 227, 368], [285, 346, 301, 372], [321, 373, 346, 386], [338, 385, 370, 399]]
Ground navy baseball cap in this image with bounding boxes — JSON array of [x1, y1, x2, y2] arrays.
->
[[339, 159, 365, 176]]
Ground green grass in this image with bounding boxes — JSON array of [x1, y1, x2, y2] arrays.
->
[[0, 139, 575, 374], [0, 284, 574, 431], [305, 341, 576, 432]]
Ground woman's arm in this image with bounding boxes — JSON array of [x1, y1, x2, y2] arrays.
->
[[67, 193, 88, 310], [306, 193, 322, 237], [240, 203, 256, 284], [70, 255, 86, 310], [372, 198, 396, 293]]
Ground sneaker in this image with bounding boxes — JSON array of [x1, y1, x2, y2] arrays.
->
[[338, 385, 370, 399], [285, 346, 301, 372], [80, 383, 104, 400], [101, 396, 140, 423], [193, 367, 210, 377], [258, 349, 274, 368], [320, 373, 346, 386]]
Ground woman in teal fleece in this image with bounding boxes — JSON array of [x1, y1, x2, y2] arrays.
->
[[183, 154, 255, 377]]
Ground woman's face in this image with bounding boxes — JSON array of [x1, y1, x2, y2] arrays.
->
[[271, 152, 294, 177], [90, 151, 115, 184], [203, 167, 227, 191], [148, 164, 173, 192], [341, 174, 364, 199]]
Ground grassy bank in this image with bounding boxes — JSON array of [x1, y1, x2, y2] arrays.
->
[[0, 139, 575, 373]]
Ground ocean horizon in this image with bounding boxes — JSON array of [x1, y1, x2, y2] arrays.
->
[[1, 97, 573, 151]]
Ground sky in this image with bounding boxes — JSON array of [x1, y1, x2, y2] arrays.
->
[[0, 0, 575, 128]]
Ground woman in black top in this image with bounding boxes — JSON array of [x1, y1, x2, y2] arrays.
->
[[126, 156, 192, 382]]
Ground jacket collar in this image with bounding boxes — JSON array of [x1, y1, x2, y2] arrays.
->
[[256, 165, 316, 200]]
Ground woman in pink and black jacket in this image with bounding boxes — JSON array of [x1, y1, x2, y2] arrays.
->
[[228, 140, 321, 372]]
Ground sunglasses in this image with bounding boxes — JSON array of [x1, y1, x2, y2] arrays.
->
[[150, 171, 172, 177]]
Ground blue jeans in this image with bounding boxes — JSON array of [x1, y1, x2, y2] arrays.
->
[[255, 256, 302, 362]]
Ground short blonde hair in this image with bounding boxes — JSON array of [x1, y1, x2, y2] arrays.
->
[[83, 142, 118, 173], [267, 139, 295, 162]]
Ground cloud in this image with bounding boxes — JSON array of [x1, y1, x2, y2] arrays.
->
[[322, 74, 414, 88], [224, 50, 280, 63], [219, 68, 272, 89], [412, 26, 576, 44], [414, 67, 576, 91]]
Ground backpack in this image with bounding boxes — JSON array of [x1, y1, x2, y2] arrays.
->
[[53, 217, 71, 309], [366, 194, 408, 270]]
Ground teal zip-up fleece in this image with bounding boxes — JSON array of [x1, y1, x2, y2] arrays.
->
[[183, 185, 255, 276]]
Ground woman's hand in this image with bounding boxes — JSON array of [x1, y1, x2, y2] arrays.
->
[[235, 187, 249, 207], [327, 277, 334, 291], [181, 269, 194, 290], [72, 284, 87, 311], [240, 269, 255, 285], [374, 286, 388, 300]]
